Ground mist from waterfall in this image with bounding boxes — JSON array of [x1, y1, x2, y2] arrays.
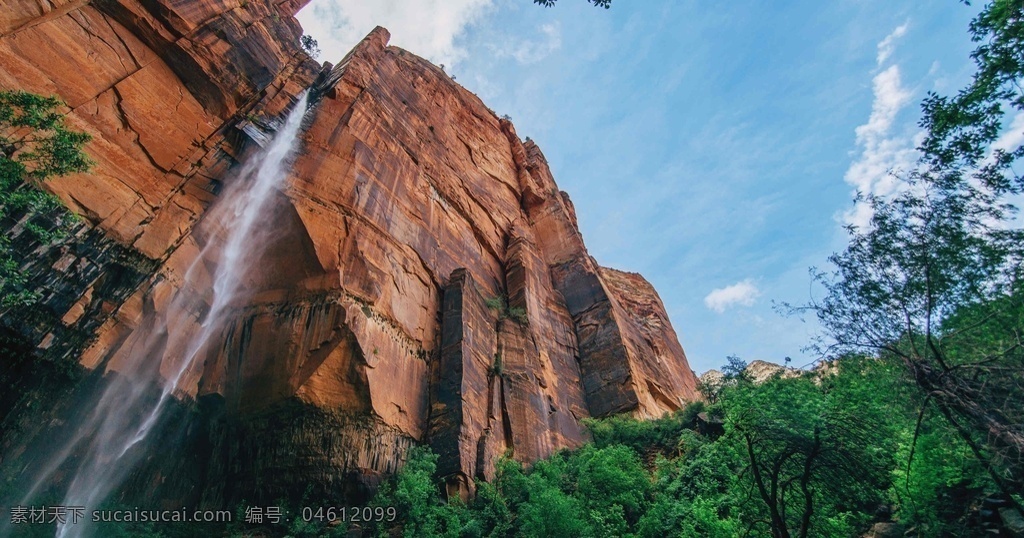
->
[[2, 92, 309, 538]]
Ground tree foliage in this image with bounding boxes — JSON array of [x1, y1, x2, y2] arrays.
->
[[718, 362, 896, 538], [920, 0, 1024, 182], [370, 445, 464, 537], [300, 34, 320, 60], [0, 91, 91, 180], [40, 356, 1003, 537], [584, 402, 703, 457], [365, 362, 910, 538], [0, 90, 90, 308], [806, 0, 1024, 501], [533, 0, 611, 8]]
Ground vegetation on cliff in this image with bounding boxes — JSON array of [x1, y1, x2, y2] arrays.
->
[[356, 357, 1005, 537], [0, 90, 90, 308], [23, 355, 1008, 537], [0, 91, 95, 465]]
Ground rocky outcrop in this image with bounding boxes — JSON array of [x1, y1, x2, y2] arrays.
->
[[1, 3, 700, 506], [240, 27, 700, 497], [0, 0, 318, 263], [699, 360, 806, 391]]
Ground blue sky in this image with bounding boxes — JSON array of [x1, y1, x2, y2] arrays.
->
[[297, 0, 981, 374]]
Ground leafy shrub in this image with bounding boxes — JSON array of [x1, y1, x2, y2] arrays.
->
[[0, 90, 90, 308], [584, 401, 704, 457], [484, 295, 529, 326]]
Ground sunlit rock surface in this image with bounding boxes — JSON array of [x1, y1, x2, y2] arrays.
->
[[699, 359, 803, 388], [0, 1, 698, 504]]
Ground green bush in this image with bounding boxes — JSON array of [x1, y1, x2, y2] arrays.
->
[[584, 401, 703, 456], [484, 295, 529, 326], [370, 445, 465, 537]]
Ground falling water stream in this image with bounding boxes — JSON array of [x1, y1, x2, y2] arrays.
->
[[4, 92, 309, 538]]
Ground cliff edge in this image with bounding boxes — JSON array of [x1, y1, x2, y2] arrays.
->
[[0, 3, 699, 505]]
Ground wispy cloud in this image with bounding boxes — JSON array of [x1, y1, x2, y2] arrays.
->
[[876, 22, 908, 65], [992, 112, 1024, 155], [488, 22, 563, 65], [704, 279, 761, 313], [296, 0, 492, 66], [842, 23, 918, 228]]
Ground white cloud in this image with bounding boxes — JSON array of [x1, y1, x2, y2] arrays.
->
[[876, 22, 908, 66], [843, 66, 915, 199], [982, 112, 1024, 229], [842, 24, 919, 229], [855, 66, 912, 143], [991, 112, 1024, 155], [488, 22, 563, 65], [704, 279, 761, 313], [296, 0, 492, 67]]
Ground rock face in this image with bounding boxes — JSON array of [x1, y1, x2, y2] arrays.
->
[[1, 2, 699, 505]]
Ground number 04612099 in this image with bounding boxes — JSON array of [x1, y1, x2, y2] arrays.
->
[[300, 506, 397, 523]]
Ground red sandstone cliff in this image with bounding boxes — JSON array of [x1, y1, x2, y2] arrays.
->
[[0, 2, 699, 503]]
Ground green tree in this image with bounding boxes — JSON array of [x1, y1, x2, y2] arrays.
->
[[370, 445, 465, 537], [810, 172, 1024, 488], [570, 445, 651, 533], [300, 34, 320, 60], [369, 366, 913, 538], [919, 0, 1024, 184], [516, 484, 592, 537], [0, 90, 90, 308], [584, 402, 703, 457], [892, 400, 996, 536], [719, 367, 895, 538], [806, 0, 1024, 500]]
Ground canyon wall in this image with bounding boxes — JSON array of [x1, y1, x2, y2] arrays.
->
[[0, 1, 699, 505]]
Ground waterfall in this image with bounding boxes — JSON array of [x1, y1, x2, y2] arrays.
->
[[5, 92, 309, 538]]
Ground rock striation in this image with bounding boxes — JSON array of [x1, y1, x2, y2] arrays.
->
[[1, 2, 699, 505]]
